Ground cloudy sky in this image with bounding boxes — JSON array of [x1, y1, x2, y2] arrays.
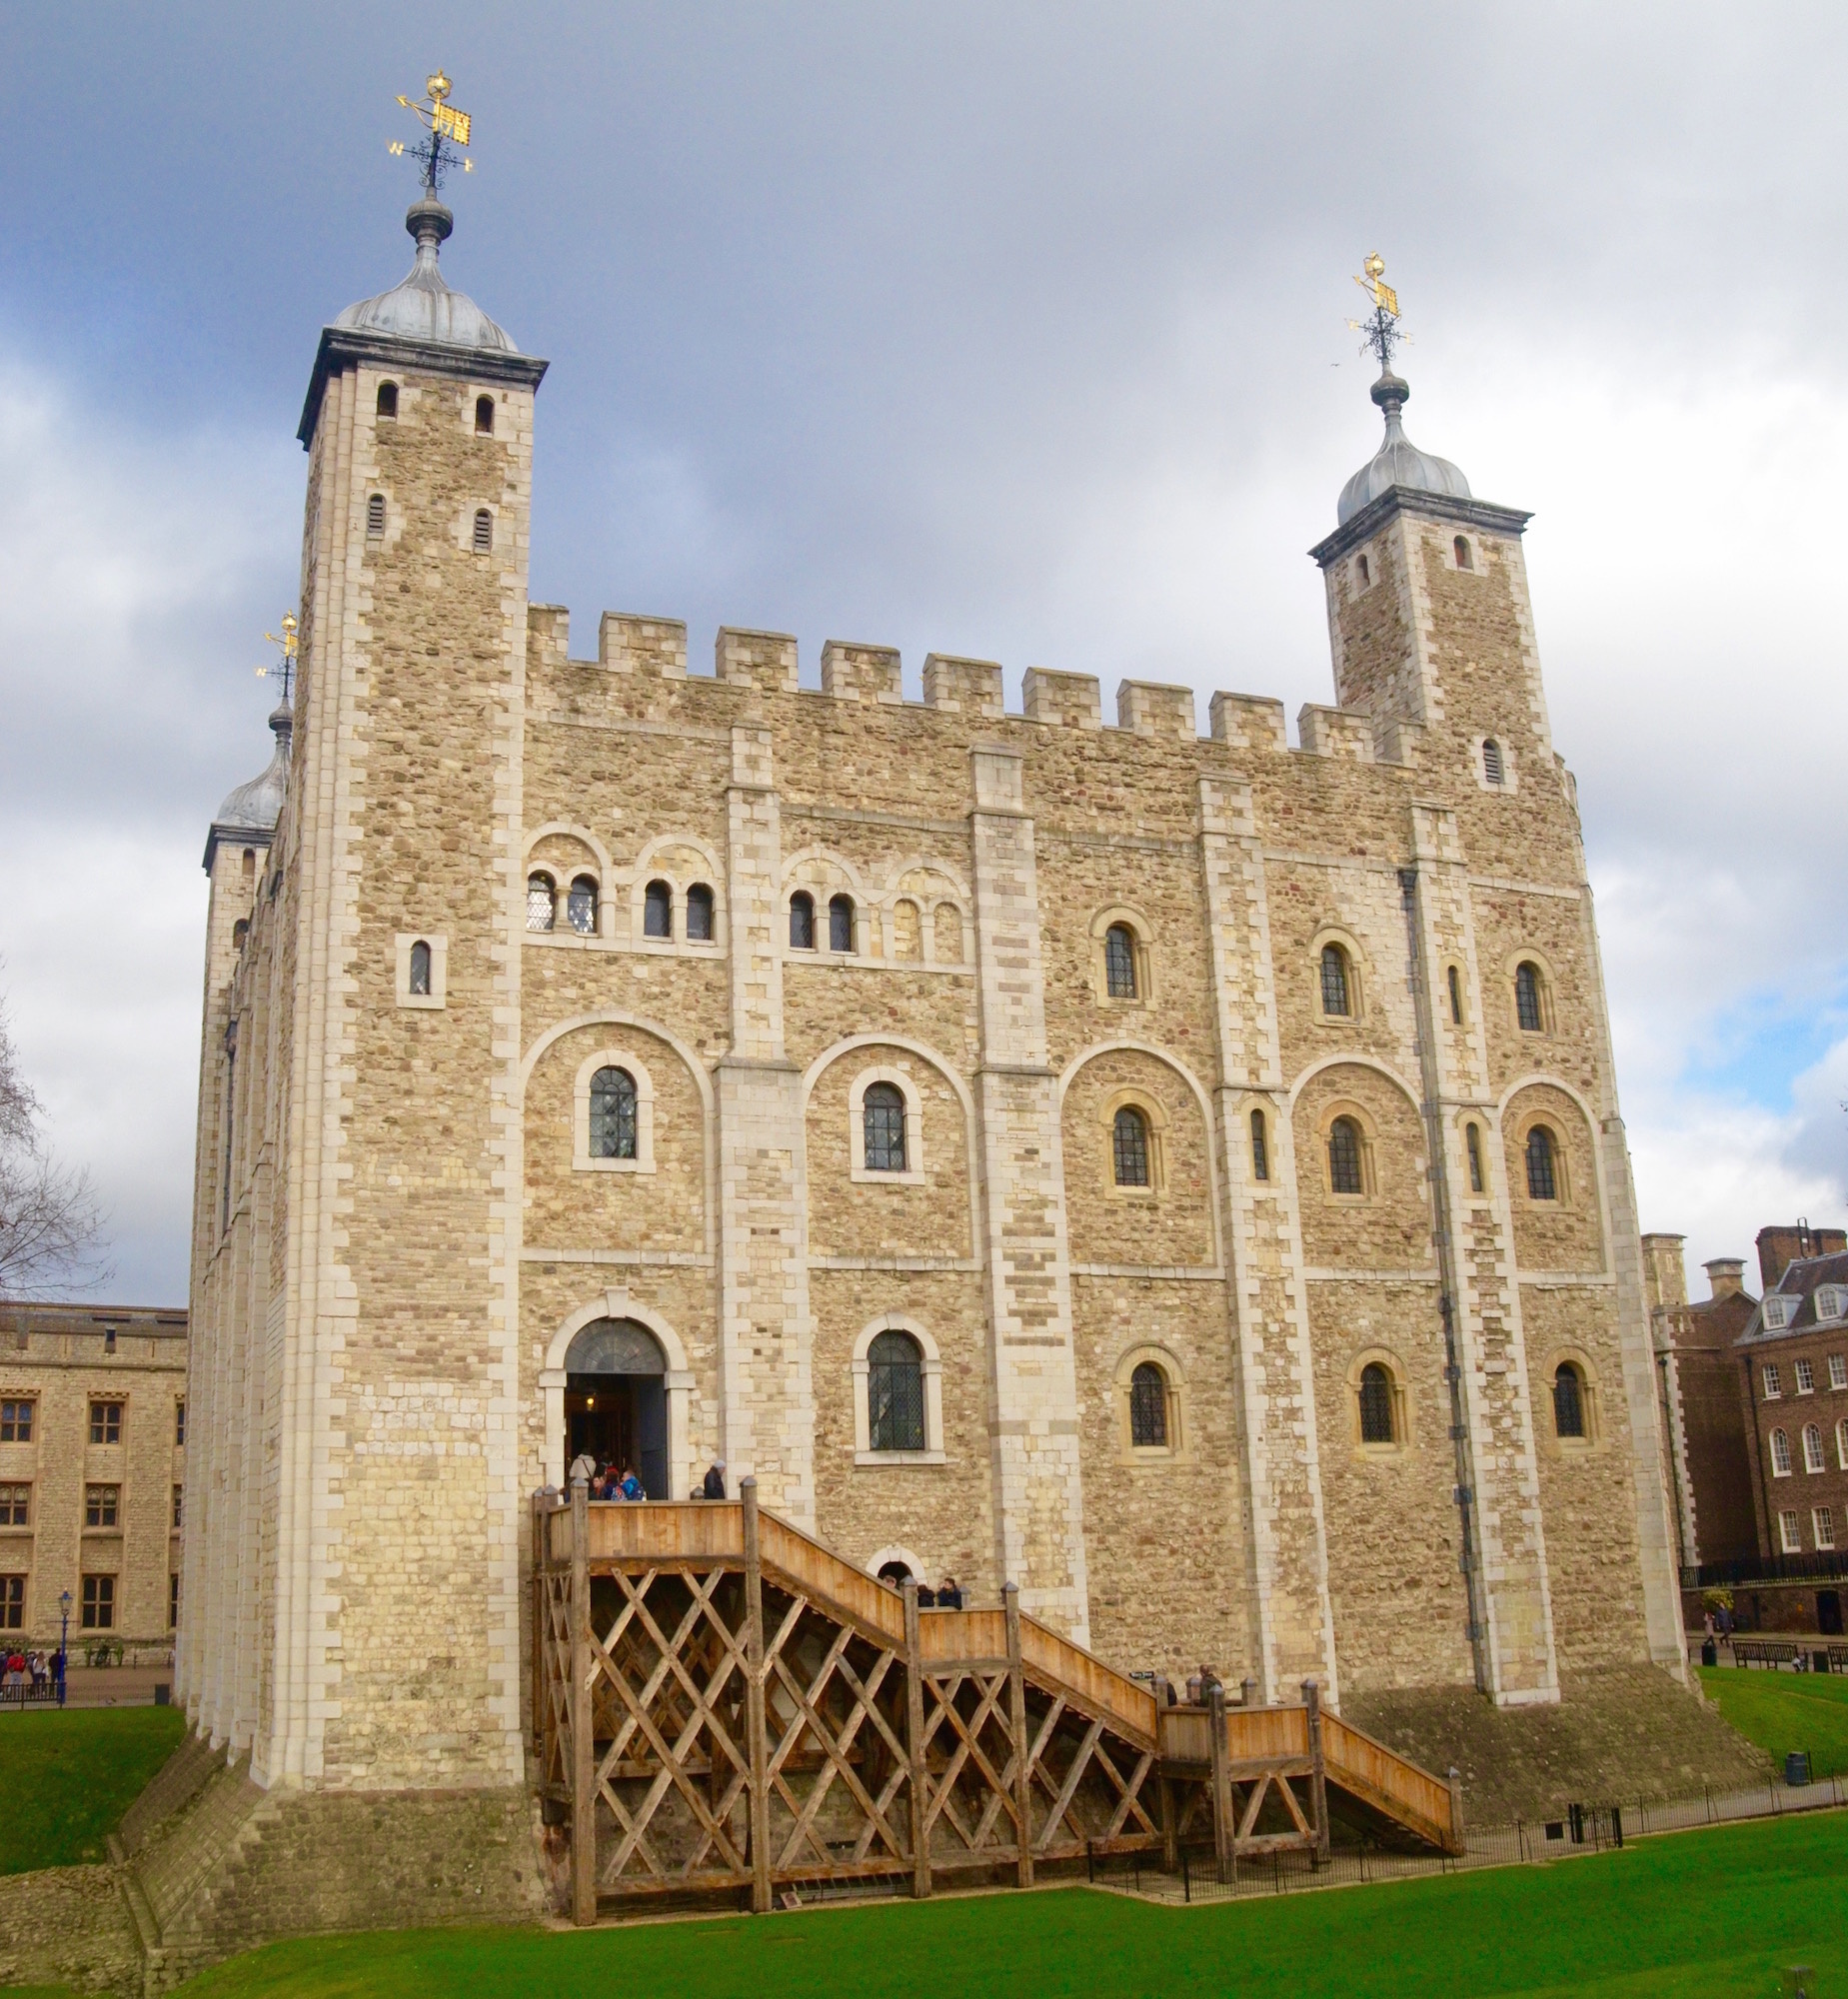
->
[[1, 5, 1843, 1304]]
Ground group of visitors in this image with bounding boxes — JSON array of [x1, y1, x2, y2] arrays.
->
[[568, 1451, 646, 1500], [1, 1648, 54, 1694], [913, 1576, 963, 1609]]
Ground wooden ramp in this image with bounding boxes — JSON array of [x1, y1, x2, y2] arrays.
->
[[533, 1481, 1459, 1918]]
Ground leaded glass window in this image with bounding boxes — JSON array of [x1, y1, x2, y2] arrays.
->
[[1112, 1106, 1149, 1187], [644, 880, 673, 939], [568, 877, 598, 935], [1105, 924, 1137, 999], [1320, 945, 1350, 1016], [1515, 962, 1543, 1032], [526, 875, 556, 932], [829, 894, 856, 953], [1129, 1362, 1168, 1447], [790, 892, 815, 950], [863, 1083, 907, 1173], [1249, 1108, 1268, 1182], [1448, 965, 1464, 1024], [1328, 1116, 1363, 1195], [408, 941, 431, 996], [1525, 1125, 1557, 1201], [868, 1330, 925, 1452], [1358, 1362, 1394, 1444], [1466, 1122, 1484, 1193], [1553, 1363, 1585, 1439], [686, 884, 715, 942], [590, 1066, 638, 1160]]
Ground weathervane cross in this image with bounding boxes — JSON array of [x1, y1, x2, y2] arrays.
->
[[1347, 252, 1405, 371], [256, 613, 299, 706], [388, 69, 475, 195]]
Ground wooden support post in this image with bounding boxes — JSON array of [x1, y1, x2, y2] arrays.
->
[[1154, 1676, 1178, 1873], [1447, 1764, 1465, 1855], [1240, 1676, 1257, 1710], [1302, 1678, 1329, 1864], [569, 1474, 596, 1926], [1003, 1583, 1034, 1887], [530, 1492, 542, 1755], [904, 1578, 932, 1899], [1208, 1682, 1234, 1883], [742, 1477, 773, 1914]]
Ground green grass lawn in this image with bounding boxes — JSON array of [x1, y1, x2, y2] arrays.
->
[[0, 1705, 186, 1874], [14, 1807, 1821, 1999], [1699, 1663, 1848, 1776]]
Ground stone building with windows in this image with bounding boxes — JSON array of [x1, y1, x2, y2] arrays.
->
[[0, 1301, 188, 1656], [180, 185, 1690, 1845]]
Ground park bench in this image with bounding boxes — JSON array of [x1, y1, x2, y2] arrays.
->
[[1731, 1639, 1800, 1669]]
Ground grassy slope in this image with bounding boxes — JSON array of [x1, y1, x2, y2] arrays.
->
[[0, 1706, 186, 1874], [134, 1810, 1847, 1999], [1698, 1664, 1848, 1776]]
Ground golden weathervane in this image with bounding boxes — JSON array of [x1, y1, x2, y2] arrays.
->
[[255, 612, 298, 705], [1347, 252, 1405, 370], [388, 69, 474, 193]]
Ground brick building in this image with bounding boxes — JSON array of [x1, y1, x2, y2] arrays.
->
[[179, 182, 1687, 1849], [0, 1301, 188, 1655]]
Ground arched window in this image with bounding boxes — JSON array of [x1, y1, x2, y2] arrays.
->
[[232, 919, 249, 950], [526, 873, 556, 932], [1129, 1362, 1168, 1447], [366, 492, 386, 537], [1327, 1115, 1363, 1195], [589, 1066, 638, 1161], [1249, 1108, 1269, 1182], [1525, 1124, 1558, 1201], [1356, 553, 1370, 588], [1104, 924, 1138, 1000], [933, 902, 962, 964], [863, 1082, 908, 1173], [1553, 1362, 1586, 1439], [1358, 1362, 1394, 1444], [1465, 1122, 1484, 1193], [868, 1330, 925, 1452], [1771, 1427, 1791, 1476], [473, 508, 493, 554], [1515, 962, 1544, 1032], [1482, 738, 1504, 788], [789, 891, 816, 950], [567, 877, 598, 936], [1448, 964, 1464, 1024], [686, 884, 715, 942], [408, 940, 432, 997], [1803, 1422, 1825, 1473], [892, 899, 922, 961], [1320, 944, 1351, 1017], [376, 381, 398, 419], [1111, 1106, 1150, 1188], [644, 880, 673, 939], [475, 395, 496, 436], [829, 894, 856, 953], [1453, 535, 1473, 570]]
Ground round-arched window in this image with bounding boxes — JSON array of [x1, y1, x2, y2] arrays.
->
[[686, 884, 715, 942], [1515, 962, 1544, 1032], [1111, 1106, 1150, 1187], [1328, 1116, 1363, 1195], [1553, 1362, 1586, 1439], [1525, 1125, 1558, 1201], [568, 876, 599, 936], [590, 1066, 638, 1160], [526, 874, 556, 932], [868, 1330, 924, 1452], [1129, 1362, 1168, 1448], [863, 1082, 908, 1173], [644, 880, 673, 940], [1320, 944, 1351, 1017], [829, 894, 856, 954], [1358, 1362, 1394, 1444], [1104, 924, 1138, 999], [408, 940, 432, 997], [789, 891, 816, 950]]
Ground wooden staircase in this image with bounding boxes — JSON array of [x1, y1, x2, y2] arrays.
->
[[533, 1481, 1460, 1918]]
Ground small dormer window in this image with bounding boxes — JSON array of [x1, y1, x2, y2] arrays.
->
[[367, 493, 386, 538], [1453, 535, 1473, 570], [475, 396, 495, 436], [377, 382, 398, 419], [1482, 738, 1504, 788], [1764, 1296, 1795, 1331], [473, 509, 493, 554], [1815, 1285, 1845, 1323]]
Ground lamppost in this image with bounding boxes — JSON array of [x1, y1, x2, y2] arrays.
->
[[57, 1590, 71, 1707]]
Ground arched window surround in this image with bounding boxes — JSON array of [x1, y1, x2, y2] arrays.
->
[[471, 507, 494, 555], [572, 1046, 658, 1173], [475, 394, 496, 436], [851, 1315, 945, 1464], [1114, 1343, 1190, 1464], [848, 1065, 926, 1184], [376, 380, 399, 419], [395, 932, 447, 1009], [1502, 950, 1556, 1034], [526, 871, 558, 933], [1473, 735, 1518, 795], [539, 1291, 696, 1495], [1451, 532, 1478, 573], [1088, 906, 1155, 1008], [1311, 927, 1366, 1024], [627, 838, 728, 954], [1540, 1348, 1602, 1452], [1101, 1088, 1167, 1199], [1346, 1348, 1410, 1457], [1317, 1100, 1377, 1201]]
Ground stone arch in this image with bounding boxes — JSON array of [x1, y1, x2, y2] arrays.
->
[[523, 820, 615, 880], [540, 1292, 696, 1494], [1289, 1056, 1431, 1270], [851, 1311, 945, 1459], [1497, 1075, 1608, 1273]]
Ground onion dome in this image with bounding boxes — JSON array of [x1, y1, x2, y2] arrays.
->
[[1336, 369, 1471, 525], [331, 197, 518, 354], [205, 702, 290, 870]]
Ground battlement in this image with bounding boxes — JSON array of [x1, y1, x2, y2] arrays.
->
[[820, 640, 903, 706]]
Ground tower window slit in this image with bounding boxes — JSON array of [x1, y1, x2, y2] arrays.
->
[[472, 509, 493, 554]]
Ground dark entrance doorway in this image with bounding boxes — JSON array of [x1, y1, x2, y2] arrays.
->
[[1819, 1590, 1843, 1636], [563, 1317, 668, 1497]]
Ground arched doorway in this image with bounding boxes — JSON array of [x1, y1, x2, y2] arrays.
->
[[564, 1317, 668, 1497]]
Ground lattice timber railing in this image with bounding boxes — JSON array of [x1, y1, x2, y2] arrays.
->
[[532, 1480, 1459, 1919]]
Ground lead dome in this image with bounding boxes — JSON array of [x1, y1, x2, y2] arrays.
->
[[1336, 368, 1471, 525], [332, 196, 518, 354]]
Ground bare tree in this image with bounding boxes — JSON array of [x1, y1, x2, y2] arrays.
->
[[0, 981, 111, 1298]]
